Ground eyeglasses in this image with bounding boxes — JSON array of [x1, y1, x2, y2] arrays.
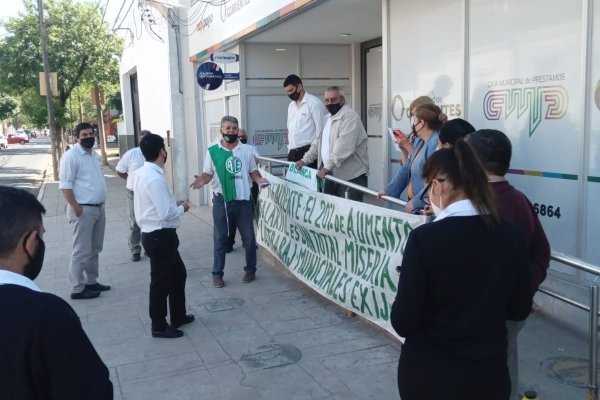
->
[[420, 178, 446, 205]]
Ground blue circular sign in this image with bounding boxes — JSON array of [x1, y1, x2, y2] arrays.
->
[[196, 62, 223, 90]]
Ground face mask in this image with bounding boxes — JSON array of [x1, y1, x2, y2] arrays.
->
[[80, 136, 95, 149], [223, 134, 238, 144], [429, 186, 443, 216], [288, 86, 301, 101], [240, 138, 248, 144], [23, 234, 45, 281], [326, 103, 342, 115]]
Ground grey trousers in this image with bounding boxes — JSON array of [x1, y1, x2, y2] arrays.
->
[[67, 204, 106, 293], [127, 189, 142, 255], [507, 319, 526, 400]]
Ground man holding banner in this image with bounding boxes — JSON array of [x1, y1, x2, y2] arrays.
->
[[296, 86, 369, 201], [190, 116, 269, 288]]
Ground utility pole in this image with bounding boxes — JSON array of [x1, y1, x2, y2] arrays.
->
[[37, 0, 60, 181], [94, 85, 108, 165]]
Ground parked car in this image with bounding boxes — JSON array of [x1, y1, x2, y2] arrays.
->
[[0, 134, 7, 149], [106, 134, 117, 143], [7, 133, 29, 144]]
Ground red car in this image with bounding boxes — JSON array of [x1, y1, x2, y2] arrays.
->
[[7, 133, 29, 144]]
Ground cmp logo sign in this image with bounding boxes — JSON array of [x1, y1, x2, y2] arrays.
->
[[483, 85, 568, 137], [225, 156, 242, 174]]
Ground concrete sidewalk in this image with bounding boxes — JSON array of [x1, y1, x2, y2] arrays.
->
[[36, 163, 590, 400]]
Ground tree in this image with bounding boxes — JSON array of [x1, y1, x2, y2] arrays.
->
[[0, 0, 123, 132], [0, 94, 17, 121]]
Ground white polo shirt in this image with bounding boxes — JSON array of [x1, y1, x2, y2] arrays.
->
[[132, 162, 184, 233], [115, 147, 145, 190], [287, 92, 328, 150], [58, 144, 106, 204], [203, 141, 257, 201]]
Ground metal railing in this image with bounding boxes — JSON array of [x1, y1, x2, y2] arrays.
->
[[258, 155, 600, 399]]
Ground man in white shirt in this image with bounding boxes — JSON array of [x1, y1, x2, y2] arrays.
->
[[283, 74, 328, 169], [190, 116, 268, 288], [116, 130, 149, 262], [0, 186, 112, 398], [132, 132, 193, 339], [59, 123, 110, 300], [296, 86, 369, 201]]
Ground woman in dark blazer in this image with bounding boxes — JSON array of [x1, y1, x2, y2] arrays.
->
[[390, 140, 532, 400]]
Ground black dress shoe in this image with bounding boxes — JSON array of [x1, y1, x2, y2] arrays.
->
[[85, 283, 111, 291], [71, 287, 101, 300], [172, 315, 195, 328], [132, 253, 141, 262], [151, 325, 183, 339]]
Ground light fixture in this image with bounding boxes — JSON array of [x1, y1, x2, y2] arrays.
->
[[275, 48, 287, 51], [338, 33, 351, 37]]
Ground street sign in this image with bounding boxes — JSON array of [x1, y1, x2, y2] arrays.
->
[[210, 52, 239, 64], [196, 62, 223, 90], [39, 72, 58, 96]]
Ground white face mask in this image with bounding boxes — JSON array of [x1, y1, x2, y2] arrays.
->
[[429, 186, 443, 216]]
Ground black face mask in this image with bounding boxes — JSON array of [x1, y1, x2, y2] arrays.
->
[[223, 134, 238, 144], [80, 137, 95, 149], [240, 138, 248, 144], [23, 233, 45, 281], [288, 86, 301, 101], [326, 103, 342, 115]]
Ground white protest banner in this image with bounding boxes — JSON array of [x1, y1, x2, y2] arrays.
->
[[257, 169, 427, 336], [284, 163, 319, 191]]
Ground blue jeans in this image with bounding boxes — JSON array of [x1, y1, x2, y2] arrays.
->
[[212, 194, 257, 277]]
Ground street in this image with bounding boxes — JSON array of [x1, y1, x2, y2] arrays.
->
[[0, 136, 52, 196]]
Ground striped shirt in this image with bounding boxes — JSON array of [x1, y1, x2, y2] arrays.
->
[[203, 141, 257, 202]]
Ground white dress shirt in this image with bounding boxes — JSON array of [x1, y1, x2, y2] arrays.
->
[[434, 199, 479, 222], [0, 269, 41, 292], [58, 144, 107, 204], [287, 92, 328, 150], [320, 118, 332, 167], [132, 162, 184, 233], [115, 147, 145, 190]]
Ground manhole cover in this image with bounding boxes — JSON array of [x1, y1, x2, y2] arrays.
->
[[240, 343, 302, 369], [203, 298, 245, 312], [541, 356, 599, 388]]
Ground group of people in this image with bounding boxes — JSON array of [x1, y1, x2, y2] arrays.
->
[[382, 97, 551, 399]]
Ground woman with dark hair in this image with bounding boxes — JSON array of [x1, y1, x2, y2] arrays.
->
[[379, 104, 447, 213], [390, 140, 532, 400], [437, 118, 475, 149]]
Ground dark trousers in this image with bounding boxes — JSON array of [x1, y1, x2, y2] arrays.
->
[[288, 144, 317, 169], [228, 182, 260, 248], [324, 173, 368, 202], [397, 359, 510, 400], [141, 228, 187, 330], [213, 194, 257, 277]]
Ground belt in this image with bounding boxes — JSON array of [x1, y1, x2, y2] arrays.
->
[[80, 203, 103, 207]]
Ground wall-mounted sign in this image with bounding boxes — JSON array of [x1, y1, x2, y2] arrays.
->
[[210, 52, 239, 64], [223, 72, 240, 81], [196, 62, 223, 90]]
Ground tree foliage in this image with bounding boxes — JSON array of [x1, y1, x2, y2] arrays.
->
[[0, 0, 123, 129], [0, 94, 18, 121]]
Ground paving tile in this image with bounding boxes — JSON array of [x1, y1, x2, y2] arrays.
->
[[117, 352, 206, 385]]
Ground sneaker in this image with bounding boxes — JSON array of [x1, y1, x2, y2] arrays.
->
[[242, 271, 255, 283], [71, 287, 101, 300], [132, 253, 141, 262], [85, 282, 111, 291], [213, 276, 225, 288], [151, 325, 184, 339], [172, 314, 195, 328]]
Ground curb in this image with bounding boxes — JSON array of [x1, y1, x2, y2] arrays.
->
[[37, 162, 51, 202]]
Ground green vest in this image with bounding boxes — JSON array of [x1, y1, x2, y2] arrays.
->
[[208, 144, 238, 202]]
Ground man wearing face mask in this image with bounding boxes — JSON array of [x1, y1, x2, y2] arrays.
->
[[59, 122, 110, 300], [295, 86, 369, 201], [190, 116, 269, 288], [133, 133, 193, 339], [0, 186, 113, 399], [283, 74, 328, 169]]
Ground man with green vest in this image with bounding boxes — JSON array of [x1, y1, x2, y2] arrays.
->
[[190, 116, 268, 288]]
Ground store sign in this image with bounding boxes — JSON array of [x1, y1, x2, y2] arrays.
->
[[196, 62, 223, 90], [210, 52, 240, 64]]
